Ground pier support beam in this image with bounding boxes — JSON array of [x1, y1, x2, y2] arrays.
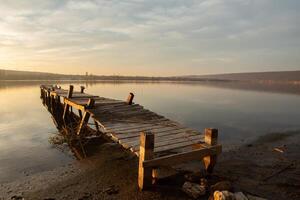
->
[[62, 85, 74, 125], [76, 98, 95, 135], [138, 132, 154, 190], [203, 128, 218, 173]]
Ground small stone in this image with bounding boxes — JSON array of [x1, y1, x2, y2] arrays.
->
[[234, 192, 248, 200], [213, 191, 235, 200], [182, 181, 206, 199], [211, 181, 233, 193]]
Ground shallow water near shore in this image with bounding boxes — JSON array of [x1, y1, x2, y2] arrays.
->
[[1, 80, 300, 183]]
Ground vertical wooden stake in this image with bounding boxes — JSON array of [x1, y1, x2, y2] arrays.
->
[[127, 93, 134, 105], [138, 132, 154, 190], [76, 98, 95, 135], [62, 103, 70, 126], [78, 110, 83, 119], [203, 128, 218, 173], [80, 86, 85, 93], [68, 85, 74, 98], [94, 119, 101, 134], [47, 90, 51, 110]]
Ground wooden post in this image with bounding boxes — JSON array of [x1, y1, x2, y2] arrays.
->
[[80, 86, 85, 93], [68, 85, 74, 98], [203, 128, 218, 173], [127, 92, 134, 105], [47, 90, 51, 110], [94, 119, 101, 134], [50, 95, 55, 114], [78, 110, 83, 119], [55, 96, 62, 129], [138, 132, 154, 190], [62, 103, 70, 126], [76, 98, 95, 135]]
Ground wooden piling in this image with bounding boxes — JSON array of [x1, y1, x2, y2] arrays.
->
[[80, 86, 85, 93], [127, 92, 134, 105], [203, 128, 218, 173], [138, 132, 154, 190], [68, 85, 74, 98]]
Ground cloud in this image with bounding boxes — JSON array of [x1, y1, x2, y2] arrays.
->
[[0, 0, 299, 75]]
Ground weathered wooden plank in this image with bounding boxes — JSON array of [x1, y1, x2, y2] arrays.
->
[[110, 127, 195, 140], [126, 133, 203, 149], [118, 128, 193, 144], [97, 118, 171, 130], [109, 125, 179, 137], [142, 144, 222, 168], [105, 123, 171, 133], [110, 128, 196, 145], [64, 98, 86, 111], [100, 105, 144, 113], [131, 135, 204, 152]]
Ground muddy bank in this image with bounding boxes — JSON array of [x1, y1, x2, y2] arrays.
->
[[1, 131, 299, 200]]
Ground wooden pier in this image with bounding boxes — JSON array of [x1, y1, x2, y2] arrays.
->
[[40, 85, 222, 190]]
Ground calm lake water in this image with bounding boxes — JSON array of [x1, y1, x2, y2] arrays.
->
[[1, 81, 300, 183]]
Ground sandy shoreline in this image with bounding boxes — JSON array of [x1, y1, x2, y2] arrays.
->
[[1, 131, 299, 200]]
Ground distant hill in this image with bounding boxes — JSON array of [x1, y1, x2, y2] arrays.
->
[[1, 69, 299, 82], [183, 71, 300, 82]]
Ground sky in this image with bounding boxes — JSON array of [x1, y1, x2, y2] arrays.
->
[[0, 0, 299, 76]]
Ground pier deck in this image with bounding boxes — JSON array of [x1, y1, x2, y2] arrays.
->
[[40, 84, 222, 190]]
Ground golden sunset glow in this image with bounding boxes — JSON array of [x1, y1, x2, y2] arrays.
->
[[0, 0, 300, 76]]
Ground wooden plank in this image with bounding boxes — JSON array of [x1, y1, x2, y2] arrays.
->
[[135, 139, 203, 154], [96, 118, 171, 130], [111, 128, 197, 146], [127, 133, 204, 150], [119, 134, 202, 151], [93, 107, 145, 117], [110, 126, 180, 137], [94, 104, 142, 112], [64, 98, 86, 111], [118, 128, 193, 144], [110, 127, 194, 140], [132, 135, 204, 152], [105, 123, 171, 133], [100, 105, 143, 113], [142, 144, 222, 168]]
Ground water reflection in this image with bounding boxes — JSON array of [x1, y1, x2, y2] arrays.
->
[[1, 80, 300, 182]]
